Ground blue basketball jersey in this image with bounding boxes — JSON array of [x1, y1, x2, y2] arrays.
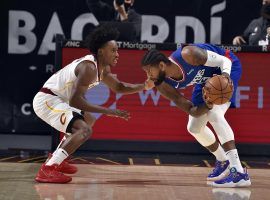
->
[[164, 44, 242, 107]]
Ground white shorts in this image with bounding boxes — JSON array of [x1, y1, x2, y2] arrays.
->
[[33, 92, 83, 134]]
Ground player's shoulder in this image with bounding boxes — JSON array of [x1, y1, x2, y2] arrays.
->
[[75, 60, 97, 77]]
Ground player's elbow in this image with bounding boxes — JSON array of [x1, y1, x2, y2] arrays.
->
[[112, 83, 124, 93], [69, 95, 81, 108], [69, 97, 77, 108]]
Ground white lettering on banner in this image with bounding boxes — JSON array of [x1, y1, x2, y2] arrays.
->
[[141, 1, 226, 43], [219, 45, 242, 52], [236, 86, 250, 108], [8, 11, 99, 55], [258, 87, 263, 109], [46, 64, 54, 73], [262, 45, 268, 52], [21, 103, 31, 115], [8, 9, 226, 54], [65, 41, 81, 47], [141, 15, 169, 42], [8, 10, 37, 54], [38, 12, 64, 55], [210, 0, 226, 44], [71, 13, 99, 40], [175, 16, 206, 43], [138, 90, 161, 105], [120, 42, 156, 50]]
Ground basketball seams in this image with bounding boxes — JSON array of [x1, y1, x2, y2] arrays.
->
[[204, 75, 233, 105], [208, 77, 222, 91]]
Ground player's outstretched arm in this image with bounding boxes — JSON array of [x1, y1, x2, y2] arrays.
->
[[156, 82, 212, 117], [69, 61, 130, 120], [102, 66, 154, 94]]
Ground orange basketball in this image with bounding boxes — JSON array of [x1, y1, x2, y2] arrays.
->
[[203, 75, 234, 105]]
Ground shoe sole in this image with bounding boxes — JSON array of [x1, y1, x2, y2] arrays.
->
[[212, 179, 251, 188], [35, 176, 72, 184]]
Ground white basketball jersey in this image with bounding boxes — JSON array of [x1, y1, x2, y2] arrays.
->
[[43, 55, 99, 102]]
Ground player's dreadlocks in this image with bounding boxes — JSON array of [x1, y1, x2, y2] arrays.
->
[[84, 24, 119, 56], [141, 49, 171, 67]]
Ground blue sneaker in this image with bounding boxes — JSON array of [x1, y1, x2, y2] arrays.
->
[[207, 160, 230, 181], [212, 167, 251, 187]]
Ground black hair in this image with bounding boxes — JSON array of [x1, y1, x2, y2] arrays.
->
[[84, 24, 120, 55], [141, 49, 171, 67]]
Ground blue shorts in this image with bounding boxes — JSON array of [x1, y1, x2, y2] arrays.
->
[[192, 58, 242, 108]]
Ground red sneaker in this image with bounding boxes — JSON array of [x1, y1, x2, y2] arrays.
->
[[58, 159, 78, 174], [47, 153, 78, 174], [35, 164, 72, 183]]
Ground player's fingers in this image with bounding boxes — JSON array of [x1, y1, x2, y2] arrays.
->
[[118, 110, 130, 120]]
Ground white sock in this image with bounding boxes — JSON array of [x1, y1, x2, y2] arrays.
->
[[46, 148, 69, 166], [212, 144, 227, 162], [226, 149, 244, 173], [55, 136, 67, 152]]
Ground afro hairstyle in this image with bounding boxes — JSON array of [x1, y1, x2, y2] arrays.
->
[[84, 24, 120, 55]]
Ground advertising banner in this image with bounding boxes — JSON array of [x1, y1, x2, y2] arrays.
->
[[61, 44, 270, 143]]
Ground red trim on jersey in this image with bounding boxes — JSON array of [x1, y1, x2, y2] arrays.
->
[[40, 88, 57, 96], [168, 56, 186, 83], [224, 50, 232, 61]]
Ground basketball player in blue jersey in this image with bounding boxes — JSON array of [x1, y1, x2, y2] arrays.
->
[[141, 44, 251, 187]]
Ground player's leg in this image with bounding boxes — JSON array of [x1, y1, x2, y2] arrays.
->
[[188, 84, 229, 180], [33, 93, 93, 183], [187, 115, 229, 181], [48, 112, 96, 174], [45, 111, 96, 173], [208, 103, 251, 187]]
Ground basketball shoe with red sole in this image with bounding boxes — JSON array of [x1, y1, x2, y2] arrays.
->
[[35, 164, 72, 183], [47, 153, 78, 174]]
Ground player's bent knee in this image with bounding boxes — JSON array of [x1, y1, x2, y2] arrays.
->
[[187, 123, 201, 135], [88, 117, 96, 127], [84, 113, 96, 127], [79, 126, 92, 142]]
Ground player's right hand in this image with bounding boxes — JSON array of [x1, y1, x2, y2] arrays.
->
[[106, 109, 130, 121], [202, 87, 213, 110], [144, 78, 155, 90]]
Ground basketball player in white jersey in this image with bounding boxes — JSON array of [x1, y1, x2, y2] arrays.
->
[[32, 25, 153, 183]]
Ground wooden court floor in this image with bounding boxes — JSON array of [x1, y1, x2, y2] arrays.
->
[[0, 163, 270, 200]]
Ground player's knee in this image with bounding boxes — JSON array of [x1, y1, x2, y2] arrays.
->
[[187, 122, 201, 134], [88, 116, 96, 127], [79, 125, 92, 142], [84, 113, 96, 127]]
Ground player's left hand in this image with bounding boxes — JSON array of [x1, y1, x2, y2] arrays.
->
[[144, 78, 155, 90]]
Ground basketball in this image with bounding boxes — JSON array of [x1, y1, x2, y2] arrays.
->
[[203, 75, 234, 105]]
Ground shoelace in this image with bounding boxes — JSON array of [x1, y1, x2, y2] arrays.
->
[[212, 161, 223, 174]]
